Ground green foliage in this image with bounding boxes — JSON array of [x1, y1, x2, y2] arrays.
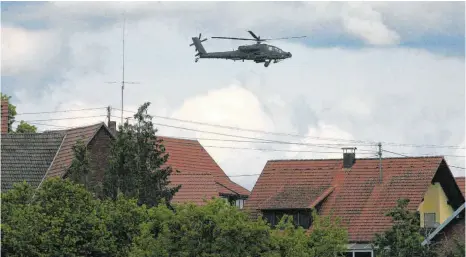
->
[[268, 215, 310, 257], [373, 198, 436, 257], [103, 102, 181, 208], [267, 211, 348, 257], [2, 179, 350, 257], [1, 93, 36, 133], [307, 211, 348, 257], [15, 120, 37, 133], [1, 179, 115, 256], [130, 198, 273, 257]]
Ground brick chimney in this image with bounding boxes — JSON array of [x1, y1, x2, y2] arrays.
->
[[107, 121, 117, 136], [1, 99, 9, 134]]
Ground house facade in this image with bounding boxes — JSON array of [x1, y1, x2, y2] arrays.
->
[[244, 149, 465, 257], [1, 122, 116, 191]]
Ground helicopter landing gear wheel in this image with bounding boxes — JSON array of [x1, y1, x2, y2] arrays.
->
[[195, 58, 199, 63], [264, 60, 271, 67]]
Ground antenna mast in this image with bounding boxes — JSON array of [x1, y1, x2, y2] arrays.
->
[[106, 12, 140, 126]]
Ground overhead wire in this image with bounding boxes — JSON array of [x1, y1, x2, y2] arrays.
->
[[382, 149, 465, 170], [13, 106, 464, 150], [114, 108, 465, 150], [15, 107, 107, 116]]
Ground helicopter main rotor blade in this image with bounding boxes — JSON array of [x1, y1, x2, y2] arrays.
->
[[247, 30, 260, 40], [211, 36, 259, 41], [260, 36, 307, 41]]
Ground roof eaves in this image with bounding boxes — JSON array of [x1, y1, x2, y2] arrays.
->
[[422, 203, 466, 246], [35, 133, 67, 190], [216, 181, 242, 197]]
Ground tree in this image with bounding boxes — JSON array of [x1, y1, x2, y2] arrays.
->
[[267, 210, 348, 257], [1, 178, 115, 256], [1, 93, 37, 133], [130, 198, 273, 257], [373, 198, 436, 257], [15, 120, 37, 133], [268, 215, 311, 257], [103, 102, 181, 208]]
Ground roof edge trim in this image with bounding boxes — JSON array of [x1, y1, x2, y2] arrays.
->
[[36, 133, 67, 189]]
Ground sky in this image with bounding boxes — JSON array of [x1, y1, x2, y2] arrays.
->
[[1, 1, 465, 190]]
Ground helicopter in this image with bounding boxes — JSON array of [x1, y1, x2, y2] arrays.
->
[[190, 31, 306, 67]]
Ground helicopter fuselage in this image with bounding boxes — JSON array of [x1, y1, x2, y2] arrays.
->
[[199, 43, 291, 64]]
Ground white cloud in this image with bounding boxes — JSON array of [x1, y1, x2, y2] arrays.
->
[[341, 3, 400, 45], [3, 2, 464, 189], [1, 26, 61, 76]]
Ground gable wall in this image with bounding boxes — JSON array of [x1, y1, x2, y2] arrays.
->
[[418, 182, 454, 227], [86, 127, 113, 186]]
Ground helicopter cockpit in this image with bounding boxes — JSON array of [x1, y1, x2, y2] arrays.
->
[[267, 45, 285, 53]]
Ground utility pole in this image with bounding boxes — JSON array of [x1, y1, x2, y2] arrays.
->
[[106, 12, 140, 126], [378, 142, 383, 183], [106, 106, 112, 125]]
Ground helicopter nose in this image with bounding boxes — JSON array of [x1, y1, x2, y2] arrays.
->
[[287, 52, 292, 58]]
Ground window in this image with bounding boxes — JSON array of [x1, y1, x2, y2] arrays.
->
[[424, 213, 437, 228], [262, 210, 311, 229], [235, 199, 245, 209]]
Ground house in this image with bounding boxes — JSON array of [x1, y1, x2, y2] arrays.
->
[[455, 176, 465, 196], [244, 148, 465, 257], [1, 121, 116, 191], [1, 97, 249, 205], [159, 136, 250, 207]]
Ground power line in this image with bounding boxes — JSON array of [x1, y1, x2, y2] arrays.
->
[[15, 107, 107, 116], [114, 108, 465, 150], [114, 108, 376, 145], [383, 149, 465, 170], [17, 115, 106, 122], [131, 119, 378, 152]]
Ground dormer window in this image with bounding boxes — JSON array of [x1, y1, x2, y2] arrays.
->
[[262, 209, 312, 229]]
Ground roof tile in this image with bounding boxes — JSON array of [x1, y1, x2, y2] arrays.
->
[[1, 132, 66, 190], [159, 136, 250, 199], [245, 156, 451, 242]]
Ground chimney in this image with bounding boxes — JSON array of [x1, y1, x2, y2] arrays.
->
[[342, 147, 357, 169], [108, 121, 117, 136], [1, 99, 8, 134]]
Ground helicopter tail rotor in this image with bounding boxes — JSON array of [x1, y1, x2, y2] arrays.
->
[[190, 34, 208, 62]]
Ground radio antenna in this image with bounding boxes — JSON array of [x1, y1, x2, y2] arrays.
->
[[106, 12, 140, 126]]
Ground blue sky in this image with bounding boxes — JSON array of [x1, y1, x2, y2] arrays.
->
[[1, 1, 465, 189]]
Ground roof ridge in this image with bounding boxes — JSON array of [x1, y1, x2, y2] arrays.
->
[[268, 156, 445, 162], [158, 135, 199, 143]]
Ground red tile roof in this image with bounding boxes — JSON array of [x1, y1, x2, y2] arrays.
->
[[456, 177, 465, 197], [170, 172, 219, 205], [159, 136, 250, 201], [245, 156, 462, 242], [46, 123, 111, 178]]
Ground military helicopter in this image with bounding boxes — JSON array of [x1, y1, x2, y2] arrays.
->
[[190, 31, 306, 67]]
